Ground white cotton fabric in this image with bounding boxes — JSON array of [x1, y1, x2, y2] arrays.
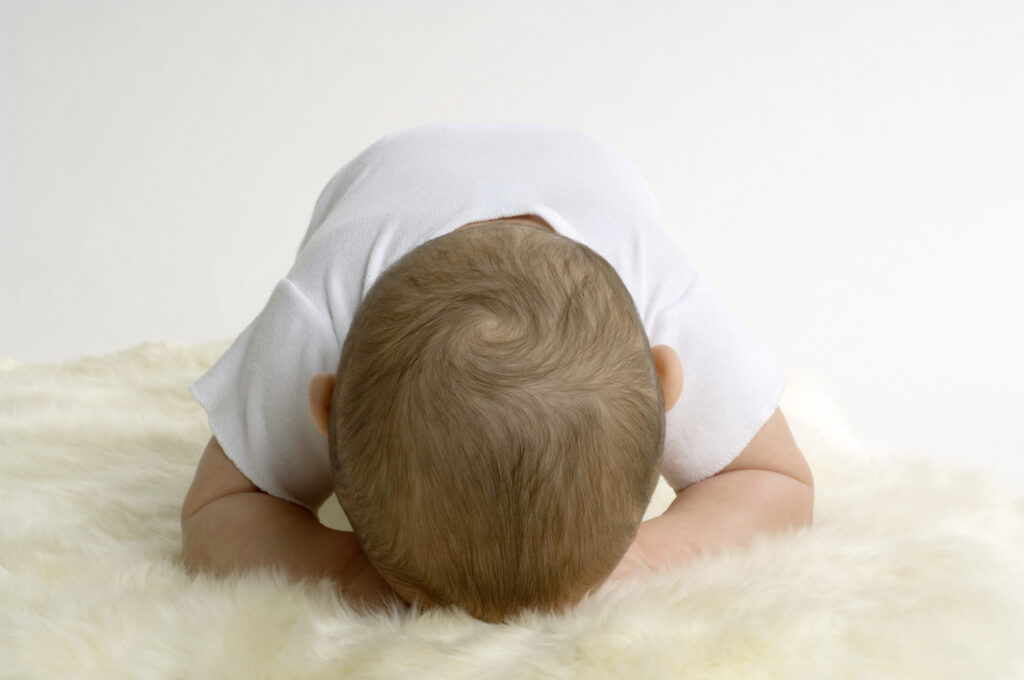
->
[[189, 122, 785, 512]]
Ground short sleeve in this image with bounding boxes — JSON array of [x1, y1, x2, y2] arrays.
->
[[649, 272, 786, 491], [189, 278, 339, 512]]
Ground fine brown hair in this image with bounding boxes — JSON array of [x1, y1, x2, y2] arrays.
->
[[329, 221, 665, 622]]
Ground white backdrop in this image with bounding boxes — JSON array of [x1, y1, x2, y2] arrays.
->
[[3, 1, 1021, 488]]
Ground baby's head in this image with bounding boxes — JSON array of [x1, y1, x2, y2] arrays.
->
[[328, 219, 667, 622]]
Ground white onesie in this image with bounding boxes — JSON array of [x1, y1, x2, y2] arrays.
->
[[190, 122, 785, 513]]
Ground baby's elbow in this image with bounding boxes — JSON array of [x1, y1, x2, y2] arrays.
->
[[797, 477, 815, 528], [778, 473, 815, 531]]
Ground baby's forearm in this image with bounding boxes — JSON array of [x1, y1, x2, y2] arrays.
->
[[180, 491, 399, 610], [637, 469, 814, 570]]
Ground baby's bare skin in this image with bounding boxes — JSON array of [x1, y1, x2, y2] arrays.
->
[[181, 213, 813, 619], [456, 214, 554, 232]]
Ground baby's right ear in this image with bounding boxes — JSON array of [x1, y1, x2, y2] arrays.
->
[[308, 373, 336, 437]]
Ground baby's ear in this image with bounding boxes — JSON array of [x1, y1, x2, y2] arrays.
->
[[308, 373, 336, 437], [651, 345, 682, 413]]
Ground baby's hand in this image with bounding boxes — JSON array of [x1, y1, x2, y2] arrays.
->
[[606, 536, 656, 583], [338, 552, 410, 613]]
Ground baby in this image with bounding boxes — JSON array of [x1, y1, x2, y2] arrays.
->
[[180, 122, 814, 624]]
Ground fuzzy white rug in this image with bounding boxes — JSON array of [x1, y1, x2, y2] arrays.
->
[[1, 341, 1022, 679]]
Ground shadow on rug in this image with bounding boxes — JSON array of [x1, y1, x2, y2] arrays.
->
[[1, 341, 1022, 679]]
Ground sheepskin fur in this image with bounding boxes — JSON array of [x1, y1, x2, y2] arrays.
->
[[1, 340, 1022, 679]]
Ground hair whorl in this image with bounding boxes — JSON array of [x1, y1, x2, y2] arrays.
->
[[329, 222, 665, 622]]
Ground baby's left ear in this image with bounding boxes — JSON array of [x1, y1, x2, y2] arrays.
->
[[308, 373, 336, 437], [651, 345, 682, 413]]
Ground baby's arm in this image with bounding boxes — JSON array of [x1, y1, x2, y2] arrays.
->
[[612, 407, 814, 578], [180, 436, 401, 611]]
